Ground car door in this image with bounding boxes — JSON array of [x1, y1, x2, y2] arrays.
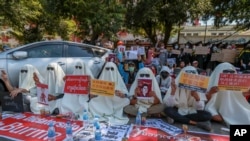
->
[[6, 42, 66, 86], [65, 43, 104, 78]]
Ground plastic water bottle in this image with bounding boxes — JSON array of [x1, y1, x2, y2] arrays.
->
[[65, 121, 73, 141], [94, 124, 102, 141], [82, 109, 89, 129], [93, 115, 99, 128], [47, 122, 56, 141], [135, 112, 141, 127]]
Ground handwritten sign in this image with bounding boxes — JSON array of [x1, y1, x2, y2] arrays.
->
[[37, 83, 49, 105], [221, 49, 237, 63], [179, 72, 210, 93], [64, 75, 90, 94], [184, 48, 193, 54], [210, 53, 223, 62], [0, 113, 82, 141], [218, 73, 250, 91], [171, 49, 180, 55], [90, 79, 115, 96], [137, 47, 145, 55], [0, 91, 24, 112], [195, 46, 209, 55]]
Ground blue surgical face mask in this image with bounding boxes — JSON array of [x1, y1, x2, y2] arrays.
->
[[128, 67, 135, 72]]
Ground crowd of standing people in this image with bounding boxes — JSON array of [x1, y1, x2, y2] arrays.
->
[[1, 39, 250, 132]]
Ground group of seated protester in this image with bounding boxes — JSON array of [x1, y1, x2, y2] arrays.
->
[[1, 55, 250, 131]]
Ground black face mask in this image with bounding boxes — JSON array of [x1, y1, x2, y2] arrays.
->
[[161, 72, 169, 79]]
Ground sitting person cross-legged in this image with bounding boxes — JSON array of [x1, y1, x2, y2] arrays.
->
[[163, 66, 212, 131], [124, 67, 164, 118]]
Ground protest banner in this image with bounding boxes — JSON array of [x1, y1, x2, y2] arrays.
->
[[218, 73, 250, 91], [137, 47, 146, 55], [64, 75, 90, 94], [194, 46, 209, 55], [0, 91, 23, 112], [184, 48, 193, 54], [90, 79, 115, 96], [0, 113, 82, 141], [125, 50, 138, 60], [37, 83, 49, 105], [179, 72, 210, 93]]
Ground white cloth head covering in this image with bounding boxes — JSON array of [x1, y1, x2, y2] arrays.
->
[[129, 67, 162, 102], [89, 62, 129, 124], [61, 61, 94, 116], [45, 63, 65, 95], [163, 66, 206, 115], [19, 64, 44, 90], [205, 62, 250, 125], [99, 62, 128, 94], [159, 66, 171, 74]]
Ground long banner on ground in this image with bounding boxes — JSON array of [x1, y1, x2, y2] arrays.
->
[[0, 113, 82, 141]]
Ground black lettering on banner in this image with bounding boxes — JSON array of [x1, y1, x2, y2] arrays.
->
[[230, 125, 250, 141]]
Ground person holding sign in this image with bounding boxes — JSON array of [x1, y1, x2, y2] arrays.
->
[[124, 67, 164, 118], [205, 62, 250, 125], [1, 64, 44, 112], [163, 66, 212, 131], [33, 63, 65, 114], [61, 61, 94, 118], [89, 62, 130, 124]]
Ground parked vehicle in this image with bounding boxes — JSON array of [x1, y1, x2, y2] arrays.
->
[[0, 40, 111, 90]]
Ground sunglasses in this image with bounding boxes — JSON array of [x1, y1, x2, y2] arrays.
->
[[185, 70, 196, 74], [20, 70, 28, 73], [47, 67, 54, 71], [140, 74, 150, 78], [75, 66, 82, 69], [222, 69, 235, 73], [105, 67, 114, 71]]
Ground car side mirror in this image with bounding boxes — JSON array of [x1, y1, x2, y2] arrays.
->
[[12, 51, 28, 59]]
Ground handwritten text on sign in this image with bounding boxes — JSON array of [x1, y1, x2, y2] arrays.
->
[[218, 74, 250, 91], [64, 75, 90, 94], [90, 79, 115, 96], [0, 113, 82, 141], [179, 72, 209, 93]]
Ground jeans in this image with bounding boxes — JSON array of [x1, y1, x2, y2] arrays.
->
[[164, 107, 212, 124]]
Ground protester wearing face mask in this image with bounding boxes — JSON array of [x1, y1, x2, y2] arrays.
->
[[156, 66, 172, 99], [117, 61, 144, 91]]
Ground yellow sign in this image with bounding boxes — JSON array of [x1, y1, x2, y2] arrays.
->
[[179, 72, 209, 93], [90, 79, 115, 97]]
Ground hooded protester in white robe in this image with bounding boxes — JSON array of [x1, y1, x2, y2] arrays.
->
[[61, 61, 94, 118], [125, 67, 163, 115], [89, 62, 130, 124], [205, 62, 250, 125], [15, 64, 44, 112], [163, 66, 207, 115], [30, 63, 65, 114]]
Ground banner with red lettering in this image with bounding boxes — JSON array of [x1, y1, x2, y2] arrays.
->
[[0, 113, 82, 141], [218, 74, 250, 91], [64, 75, 90, 94]]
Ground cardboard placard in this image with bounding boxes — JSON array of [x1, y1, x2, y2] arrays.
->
[[184, 48, 193, 54], [171, 49, 180, 55], [36, 83, 49, 105], [210, 53, 223, 62], [0, 113, 82, 141], [64, 75, 90, 94], [178, 72, 210, 93], [221, 49, 237, 63], [194, 46, 209, 55], [0, 91, 24, 112], [218, 73, 250, 91], [90, 79, 115, 97]]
